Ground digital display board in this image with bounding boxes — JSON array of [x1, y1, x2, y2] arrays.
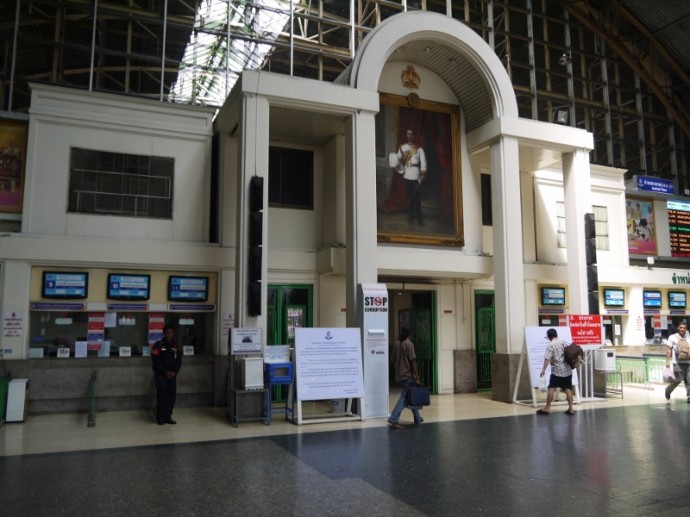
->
[[541, 287, 565, 306], [168, 276, 209, 302], [668, 200, 690, 257], [42, 272, 89, 299], [107, 274, 151, 300], [669, 291, 687, 308], [643, 290, 662, 308], [603, 288, 625, 307]]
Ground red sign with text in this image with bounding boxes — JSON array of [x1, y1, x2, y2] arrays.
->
[[567, 314, 603, 345]]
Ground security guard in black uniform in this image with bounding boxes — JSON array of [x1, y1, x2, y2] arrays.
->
[[151, 325, 182, 425]]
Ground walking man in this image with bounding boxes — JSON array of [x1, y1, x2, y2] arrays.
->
[[537, 328, 574, 415], [388, 326, 423, 428], [665, 322, 690, 402]]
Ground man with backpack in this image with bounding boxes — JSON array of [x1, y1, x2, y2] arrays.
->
[[536, 328, 575, 415], [665, 322, 690, 402]]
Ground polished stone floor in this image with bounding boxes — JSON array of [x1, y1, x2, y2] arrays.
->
[[1, 386, 689, 516]]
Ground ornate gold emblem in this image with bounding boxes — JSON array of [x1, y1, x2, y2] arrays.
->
[[401, 65, 420, 90]]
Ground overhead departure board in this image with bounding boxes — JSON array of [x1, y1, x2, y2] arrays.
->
[[668, 200, 690, 257]]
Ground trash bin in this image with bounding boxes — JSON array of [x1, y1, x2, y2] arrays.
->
[[6, 378, 29, 422]]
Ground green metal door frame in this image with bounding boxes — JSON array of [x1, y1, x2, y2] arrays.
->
[[410, 291, 438, 394], [267, 284, 313, 345], [475, 290, 495, 391]]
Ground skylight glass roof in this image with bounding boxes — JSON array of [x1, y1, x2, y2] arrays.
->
[[171, 0, 291, 106]]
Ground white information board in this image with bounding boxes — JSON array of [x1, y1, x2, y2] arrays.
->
[[514, 326, 582, 407], [294, 327, 365, 401], [523, 327, 579, 387], [230, 328, 263, 355]]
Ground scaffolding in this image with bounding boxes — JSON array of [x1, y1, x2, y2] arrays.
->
[[1, 0, 689, 185]]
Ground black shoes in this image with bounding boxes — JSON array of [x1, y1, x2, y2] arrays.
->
[[165, 419, 177, 425]]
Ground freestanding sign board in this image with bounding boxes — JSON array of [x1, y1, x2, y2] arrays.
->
[[357, 283, 390, 418], [513, 326, 581, 407], [291, 327, 365, 425]]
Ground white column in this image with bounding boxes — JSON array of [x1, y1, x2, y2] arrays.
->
[[562, 149, 592, 314], [345, 110, 379, 327], [490, 136, 525, 354], [234, 92, 269, 328]]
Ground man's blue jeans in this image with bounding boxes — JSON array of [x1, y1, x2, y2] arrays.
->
[[388, 378, 422, 424]]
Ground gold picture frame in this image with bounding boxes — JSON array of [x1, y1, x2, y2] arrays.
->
[[375, 93, 463, 246], [0, 118, 29, 213]]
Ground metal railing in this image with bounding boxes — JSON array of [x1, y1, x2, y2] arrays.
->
[[615, 355, 667, 389], [87, 370, 97, 427], [616, 356, 651, 388]]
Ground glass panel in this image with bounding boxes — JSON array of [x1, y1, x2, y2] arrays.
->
[[286, 306, 304, 347], [29, 311, 214, 358]]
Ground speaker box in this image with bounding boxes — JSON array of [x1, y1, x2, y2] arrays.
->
[[249, 211, 263, 247], [585, 237, 597, 265], [248, 280, 261, 316], [250, 176, 264, 212], [587, 264, 598, 291], [584, 212, 596, 239], [248, 246, 262, 281], [588, 290, 600, 315]]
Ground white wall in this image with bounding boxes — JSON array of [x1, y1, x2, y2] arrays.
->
[[266, 141, 324, 251], [532, 165, 627, 267], [23, 84, 214, 242]]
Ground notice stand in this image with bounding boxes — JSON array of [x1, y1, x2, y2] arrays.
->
[[226, 328, 269, 426], [577, 348, 604, 401], [513, 327, 582, 408], [289, 327, 365, 425]]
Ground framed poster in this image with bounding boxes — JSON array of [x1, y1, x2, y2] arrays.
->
[[626, 197, 656, 255], [375, 93, 463, 246], [0, 118, 28, 213]]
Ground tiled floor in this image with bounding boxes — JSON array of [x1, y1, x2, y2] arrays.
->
[[1, 384, 689, 516]]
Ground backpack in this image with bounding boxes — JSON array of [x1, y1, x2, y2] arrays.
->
[[564, 343, 584, 368], [677, 338, 690, 361]]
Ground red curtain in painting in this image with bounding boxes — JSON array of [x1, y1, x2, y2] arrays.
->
[[380, 106, 453, 222]]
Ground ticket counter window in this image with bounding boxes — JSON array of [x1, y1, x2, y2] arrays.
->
[[643, 316, 687, 344], [29, 312, 214, 358]]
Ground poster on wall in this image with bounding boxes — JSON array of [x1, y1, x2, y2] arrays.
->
[[626, 197, 656, 255], [0, 119, 28, 213], [375, 90, 463, 246]]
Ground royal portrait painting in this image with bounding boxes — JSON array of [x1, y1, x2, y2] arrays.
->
[[375, 93, 463, 246]]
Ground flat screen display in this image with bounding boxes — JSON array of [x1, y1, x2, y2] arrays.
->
[[643, 290, 662, 308], [541, 287, 565, 306], [668, 200, 690, 257], [107, 274, 151, 300], [42, 272, 89, 299], [669, 291, 687, 308], [168, 276, 209, 302], [603, 288, 625, 307]]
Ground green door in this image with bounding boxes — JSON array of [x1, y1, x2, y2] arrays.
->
[[475, 291, 495, 391], [410, 291, 437, 393], [267, 285, 313, 345], [267, 285, 312, 402]]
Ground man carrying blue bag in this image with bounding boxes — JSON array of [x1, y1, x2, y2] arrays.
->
[[388, 326, 423, 428]]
